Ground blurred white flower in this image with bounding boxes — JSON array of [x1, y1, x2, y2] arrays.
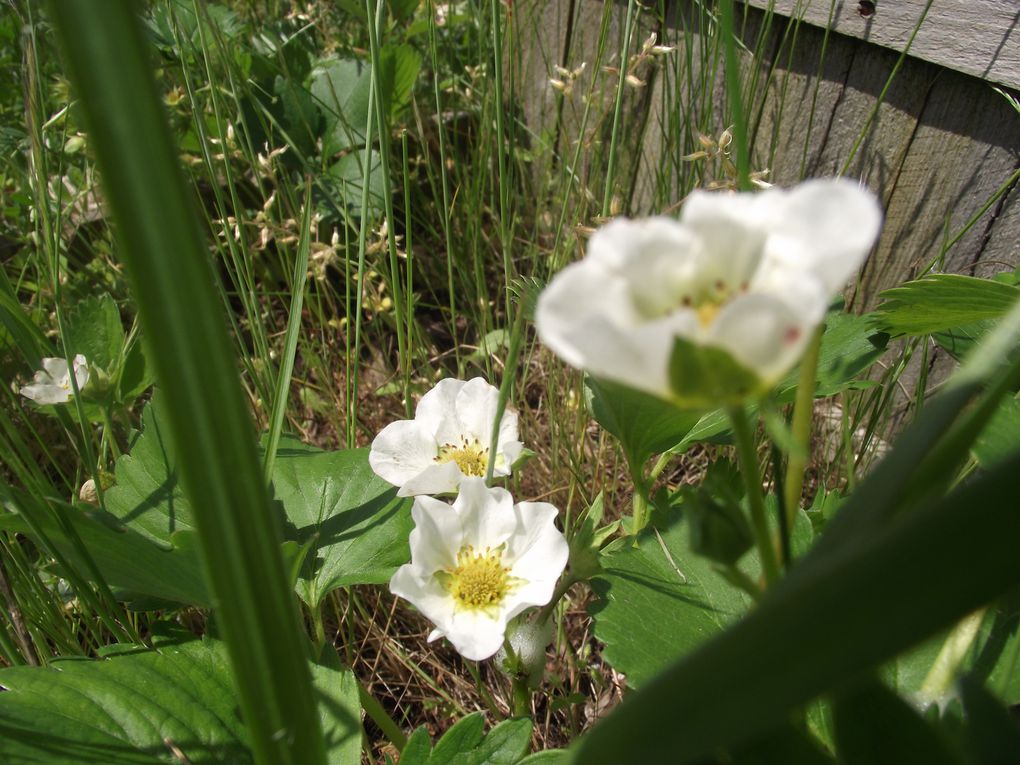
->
[[369, 377, 523, 497], [535, 178, 882, 404], [20, 355, 90, 405], [389, 478, 569, 661]]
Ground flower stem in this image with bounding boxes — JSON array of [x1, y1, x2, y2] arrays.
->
[[783, 326, 823, 526], [727, 405, 780, 586], [631, 484, 650, 535]]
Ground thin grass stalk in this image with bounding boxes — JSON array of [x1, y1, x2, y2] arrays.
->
[[263, 183, 313, 481], [365, 0, 409, 399], [838, 0, 934, 176], [600, 0, 639, 217], [426, 0, 461, 373], [718, 0, 751, 190], [48, 4, 326, 763]]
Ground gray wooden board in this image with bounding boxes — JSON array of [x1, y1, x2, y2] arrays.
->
[[741, 0, 1020, 91], [515, 0, 1019, 299]]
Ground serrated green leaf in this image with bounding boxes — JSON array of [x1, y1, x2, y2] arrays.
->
[[398, 713, 534, 765], [872, 275, 1020, 337], [275, 447, 413, 607], [0, 628, 360, 765], [310, 57, 372, 156], [328, 149, 385, 215], [66, 293, 124, 373], [586, 377, 705, 467], [105, 391, 193, 547], [776, 311, 888, 400], [0, 496, 210, 608], [972, 395, 1020, 469], [104, 395, 411, 606], [379, 44, 421, 115], [590, 504, 755, 688]]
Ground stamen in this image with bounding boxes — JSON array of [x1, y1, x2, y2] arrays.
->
[[445, 545, 512, 610], [436, 439, 489, 476]]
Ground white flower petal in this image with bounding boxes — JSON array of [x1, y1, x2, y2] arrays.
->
[[442, 610, 508, 661], [408, 496, 462, 572], [19, 382, 71, 405], [453, 377, 503, 443], [72, 354, 90, 389], [396, 461, 463, 497], [765, 178, 882, 293], [369, 420, 439, 487], [415, 377, 466, 444], [40, 357, 70, 381], [681, 190, 768, 291], [454, 478, 517, 549], [709, 291, 817, 384]]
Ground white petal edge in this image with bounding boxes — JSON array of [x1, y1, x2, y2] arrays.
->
[[369, 419, 439, 488]]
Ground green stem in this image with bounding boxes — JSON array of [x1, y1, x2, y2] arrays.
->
[[501, 638, 531, 718], [466, 660, 503, 719], [728, 405, 780, 586], [631, 484, 650, 535], [784, 326, 823, 525], [358, 682, 407, 751]]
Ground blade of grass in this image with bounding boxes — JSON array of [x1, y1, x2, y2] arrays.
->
[[263, 182, 313, 481], [47, 4, 326, 763]]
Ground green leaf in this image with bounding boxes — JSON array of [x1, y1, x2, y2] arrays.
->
[[590, 502, 755, 688], [569, 446, 1020, 765], [50, 3, 330, 757], [668, 336, 763, 409], [379, 44, 421, 115], [105, 391, 193, 547], [832, 680, 963, 765], [328, 149, 386, 216], [118, 337, 155, 402], [310, 57, 373, 156], [0, 627, 361, 765], [871, 274, 1020, 337], [397, 713, 534, 765], [585, 377, 705, 467], [972, 396, 1020, 469], [0, 491, 209, 608], [275, 447, 413, 607], [959, 675, 1020, 765], [933, 319, 999, 362], [777, 311, 888, 399], [66, 293, 124, 373], [104, 396, 412, 606]]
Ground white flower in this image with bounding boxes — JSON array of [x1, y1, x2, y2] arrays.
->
[[535, 178, 882, 404], [19, 355, 90, 405], [389, 478, 569, 661], [369, 377, 524, 497]]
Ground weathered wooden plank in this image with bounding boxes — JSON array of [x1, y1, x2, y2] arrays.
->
[[741, 0, 1020, 91]]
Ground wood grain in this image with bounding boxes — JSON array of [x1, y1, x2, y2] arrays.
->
[[740, 0, 1020, 91]]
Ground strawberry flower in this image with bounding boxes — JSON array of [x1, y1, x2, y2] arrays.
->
[[20, 355, 90, 405], [389, 478, 569, 661], [535, 179, 882, 406], [369, 377, 523, 497]]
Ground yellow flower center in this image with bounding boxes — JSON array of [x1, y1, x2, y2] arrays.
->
[[696, 302, 721, 328], [445, 545, 511, 610], [436, 438, 489, 476]]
